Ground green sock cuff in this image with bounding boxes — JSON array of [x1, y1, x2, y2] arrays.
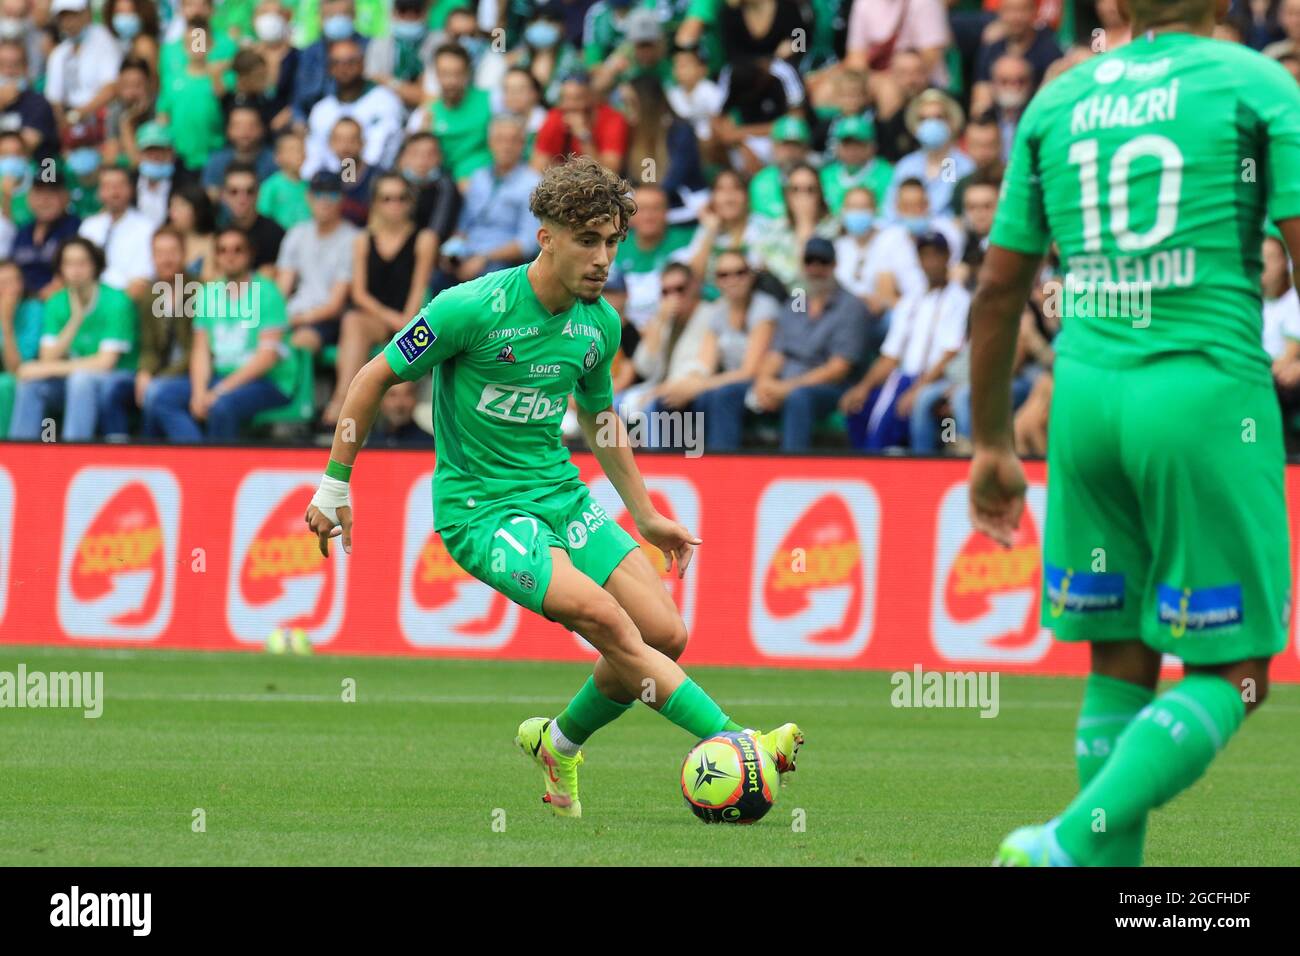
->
[[1161, 674, 1247, 749], [660, 678, 731, 738], [722, 718, 745, 733], [556, 676, 634, 745], [1083, 672, 1157, 712]]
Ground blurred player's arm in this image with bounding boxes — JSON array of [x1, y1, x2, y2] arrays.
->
[[967, 244, 1040, 546], [969, 245, 1042, 452]]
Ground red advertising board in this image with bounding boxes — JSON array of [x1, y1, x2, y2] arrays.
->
[[1, 444, 1297, 681]]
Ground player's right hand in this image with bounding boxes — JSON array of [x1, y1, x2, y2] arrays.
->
[[968, 446, 1027, 549], [305, 504, 352, 557]]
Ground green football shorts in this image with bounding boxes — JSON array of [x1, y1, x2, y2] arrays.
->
[[438, 478, 641, 618], [1042, 352, 1292, 665]]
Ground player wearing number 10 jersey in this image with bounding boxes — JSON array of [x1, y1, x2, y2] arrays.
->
[[967, 0, 1300, 865], [304, 157, 802, 819]]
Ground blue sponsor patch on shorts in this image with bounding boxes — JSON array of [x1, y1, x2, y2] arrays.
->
[[395, 316, 436, 364], [1156, 583, 1244, 635], [1045, 565, 1125, 615]]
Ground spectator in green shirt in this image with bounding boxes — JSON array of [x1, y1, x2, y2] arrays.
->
[[158, 0, 239, 87], [155, 20, 227, 176], [144, 225, 293, 440], [748, 115, 813, 220], [819, 114, 893, 215], [8, 236, 139, 440], [408, 43, 491, 184], [256, 129, 312, 230]]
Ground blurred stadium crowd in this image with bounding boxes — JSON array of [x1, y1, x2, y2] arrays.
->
[[1, 0, 1299, 453]]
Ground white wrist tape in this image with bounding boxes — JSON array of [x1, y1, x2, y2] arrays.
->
[[310, 475, 350, 527]]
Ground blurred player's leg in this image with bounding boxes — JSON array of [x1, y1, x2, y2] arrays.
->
[[1074, 643, 1159, 866], [1005, 355, 1290, 865]]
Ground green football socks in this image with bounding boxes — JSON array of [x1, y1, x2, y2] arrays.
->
[[1055, 673, 1246, 865], [554, 675, 746, 747], [554, 676, 634, 746], [658, 678, 737, 738], [1074, 673, 1156, 866]]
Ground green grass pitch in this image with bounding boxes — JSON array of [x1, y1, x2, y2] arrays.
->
[[2, 646, 1298, 866]]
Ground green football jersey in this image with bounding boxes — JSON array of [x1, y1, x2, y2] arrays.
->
[[990, 32, 1300, 382], [383, 264, 621, 531]]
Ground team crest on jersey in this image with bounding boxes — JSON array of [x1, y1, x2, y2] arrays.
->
[[497, 344, 516, 364], [582, 340, 599, 372], [395, 316, 436, 363]]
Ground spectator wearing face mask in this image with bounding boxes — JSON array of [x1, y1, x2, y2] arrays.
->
[[293, 0, 368, 125], [833, 186, 924, 321], [133, 121, 178, 228], [505, 4, 584, 106], [248, 0, 300, 132], [883, 89, 973, 221], [365, 0, 437, 110], [105, 0, 161, 71]]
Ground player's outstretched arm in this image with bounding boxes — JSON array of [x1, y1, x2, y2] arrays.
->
[[967, 243, 1041, 548], [577, 404, 702, 577], [304, 354, 405, 557]]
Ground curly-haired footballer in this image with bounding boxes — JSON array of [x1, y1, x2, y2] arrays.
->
[[304, 155, 803, 818]]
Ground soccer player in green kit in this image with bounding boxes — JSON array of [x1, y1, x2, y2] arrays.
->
[[304, 157, 802, 818], [968, 0, 1300, 865]]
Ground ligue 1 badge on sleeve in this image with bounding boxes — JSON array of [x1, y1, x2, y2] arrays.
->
[[396, 316, 436, 363]]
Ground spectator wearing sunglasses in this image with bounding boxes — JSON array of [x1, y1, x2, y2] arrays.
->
[[217, 161, 284, 276], [645, 249, 780, 435], [709, 237, 868, 451]]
